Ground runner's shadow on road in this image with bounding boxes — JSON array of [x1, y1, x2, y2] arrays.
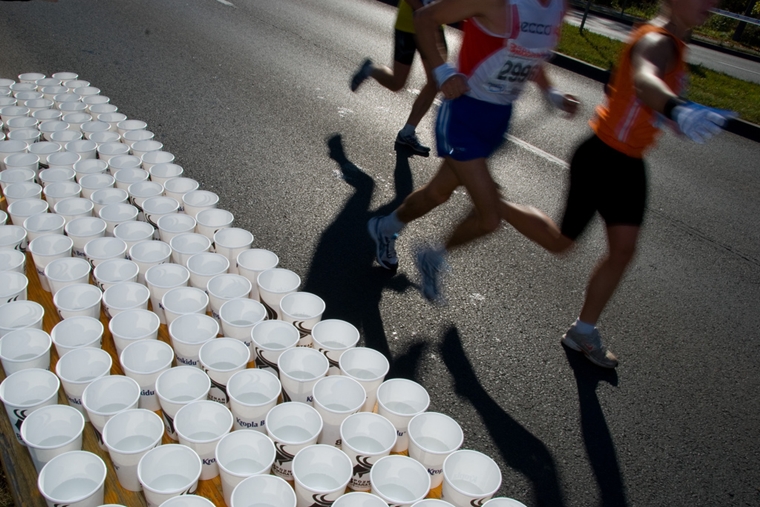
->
[[563, 349, 628, 507], [439, 326, 566, 507], [302, 134, 424, 379]]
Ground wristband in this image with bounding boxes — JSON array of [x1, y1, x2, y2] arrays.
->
[[544, 87, 565, 109], [663, 96, 687, 120], [433, 63, 457, 89]]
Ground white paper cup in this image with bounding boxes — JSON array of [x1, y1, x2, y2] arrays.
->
[[142, 196, 180, 234], [92, 258, 139, 291], [43, 180, 81, 209], [163, 177, 199, 213], [24, 212, 66, 244], [207, 274, 252, 323], [157, 213, 197, 244], [38, 120, 68, 143], [79, 173, 114, 199], [96, 141, 130, 164], [145, 262, 190, 324], [265, 402, 323, 480], [376, 379, 430, 453], [53, 283, 102, 320], [148, 163, 183, 186], [7, 128, 40, 145], [138, 444, 202, 507], [114, 167, 149, 191], [257, 268, 300, 320], [120, 339, 174, 411], [54, 196, 95, 225], [198, 337, 250, 405], [37, 450, 107, 507], [60, 112, 90, 132], [128, 239, 171, 284], [121, 129, 153, 148], [482, 498, 527, 507], [66, 139, 97, 161], [99, 202, 138, 235], [0, 224, 28, 252], [0, 300, 44, 338], [129, 180, 164, 221], [292, 444, 353, 507], [182, 190, 219, 219], [43, 256, 91, 296], [216, 429, 277, 506], [21, 404, 85, 473], [72, 158, 107, 181], [130, 139, 162, 159], [45, 153, 80, 174], [186, 252, 229, 291], [340, 412, 397, 491], [0, 368, 60, 444], [312, 376, 366, 447], [4, 182, 42, 208], [160, 495, 216, 507], [161, 286, 209, 326], [29, 140, 62, 167], [80, 120, 111, 140], [335, 493, 390, 507], [407, 413, 464, 490], [219, 298, 266, 346], [55, 346, 112, 417], [170, 232, 212, 266], [90, 187, 129, 216], [28, 233, 73, 291], [81, 374, 141, 450], [6, 117, 39, 132], [116, 119, 147, 137], [108, 155, 142, 178], [251, 320, 300, 374], [102, 408, 164, 491], [0, 270, 27, 305], [155, 365, 211, 440], [83, 236, 128, 269], [65, 216, 107, 257], [195, 208, 233, 246], [227, 368, 280, 433], [339, 348, 389, 413], [168, 313, 219, 368], [279, 292, 325, 348], [231, 475, 296, 507], [0, 249, 25, 273], [441, 451, 502, 507], [97, 112, 127, 131], [0, 140, 28, 172], [370, 455, 431, 507], [50, 315, 104, 357], [213, 227, 252, 275], [277, 347, 329, 404], [0, 167, 35, 192], [412, 500, 456, 507], [108, 307, 159, 355], [311, 319, 360, 375], [7, 197, 48, 226], [0, 328, 51, 374], [174, 400, 234, 480], [142, 150, 175, 172], [113, 219, 155, 250]]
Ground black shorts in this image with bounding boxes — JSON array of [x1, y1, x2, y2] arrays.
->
[[560, 134, 648, 240], [393, 28, 447, 66]]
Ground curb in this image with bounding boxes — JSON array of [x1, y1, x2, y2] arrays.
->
[[549, 52, 760, 142]]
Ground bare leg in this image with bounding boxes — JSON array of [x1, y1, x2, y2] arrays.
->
[[499, 200, 574, 253], [579, 225, 640, 324], [394, 158, 461, 224], [370, 60, 412, 92]]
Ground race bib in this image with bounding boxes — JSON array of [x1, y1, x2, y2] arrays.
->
[[485, 55, 539, 97]]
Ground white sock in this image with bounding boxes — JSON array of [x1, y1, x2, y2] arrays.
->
[[400, 124, 415, 136], [573, 318, 596, 335], [380, 210, 405, 235]]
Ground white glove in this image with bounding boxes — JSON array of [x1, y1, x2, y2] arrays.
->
[[672, 102, 737, 144]]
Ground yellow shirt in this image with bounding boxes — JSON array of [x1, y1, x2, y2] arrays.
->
[[395, 0, 416, 34]]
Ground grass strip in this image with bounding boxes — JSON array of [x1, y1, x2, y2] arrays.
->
[[557, 23, 760, 124]]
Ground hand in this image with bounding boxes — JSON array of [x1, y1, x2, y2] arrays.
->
[[546, 88, 579, 116], [672, 102, 737, 143], [440, 74, 469, 100]]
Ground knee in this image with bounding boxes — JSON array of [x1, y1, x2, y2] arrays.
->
[[421, 185, 451, 208], [477, 213, 501, 235], [386, 78, 406, 92], [608, 243, 637, 266], [547, 236, 574, 254]]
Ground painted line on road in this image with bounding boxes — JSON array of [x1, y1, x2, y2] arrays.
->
[[215, 0, 235, 6], [506, 134, 569, 169]]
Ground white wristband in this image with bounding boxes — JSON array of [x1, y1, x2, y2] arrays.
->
[[545, 87, 565, 109], [434, 63, 457, 89]]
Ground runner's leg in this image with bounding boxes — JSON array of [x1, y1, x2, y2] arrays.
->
[[499, 200, 574, 253]]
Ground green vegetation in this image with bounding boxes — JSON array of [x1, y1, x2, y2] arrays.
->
[[557, 23, 760, 124]]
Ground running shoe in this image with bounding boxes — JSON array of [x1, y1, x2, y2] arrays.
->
[[350, 58, 374, 92], [367, 216, 398, 270], [415, 247, 447, 304], [561, 326, 619, 368], [395, 130, 431, 157]]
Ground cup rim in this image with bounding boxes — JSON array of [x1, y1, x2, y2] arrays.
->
[[155, 365, 211, 405], [265, 402, 323, 445], [214, 429, 277, 479], [279, 292, 326, 321], [81, 375, 141, 417], [37, 451, 107, 505], [339, 412, 397, 456], [407, 412, 464, 456], [312, 376, 366, 415], [198, 338, 250, 372], [0, 328, 51, 364], [174, 400, 234, 443], [292, 444, 353, 493], [227, 369, 281, 408], [277, 347, 329, 382], [21, 404, 85, 450], [369, 455, 431, 502], [55, 347, 112, 384], [0, 367, 60, 408], [376, 379, 430, 417], [137, 444, 202, 494], [102, 408, 164, 455], [441, 450, 503, 498]]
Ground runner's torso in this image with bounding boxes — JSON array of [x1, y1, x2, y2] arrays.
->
[[459, 0, 564, 105]]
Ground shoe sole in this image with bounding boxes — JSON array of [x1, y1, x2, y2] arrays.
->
[[561, 334, 618, 368], [395, 140, 430, 157], [367, 218, 397, 270]]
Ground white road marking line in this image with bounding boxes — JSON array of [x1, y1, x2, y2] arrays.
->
[[216, 0, 235, 6], [506, 134, 569, 168]]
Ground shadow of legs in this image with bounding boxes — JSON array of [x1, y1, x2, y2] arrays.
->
[[440, 327, 566, 507], [564, 349, 628, 507]]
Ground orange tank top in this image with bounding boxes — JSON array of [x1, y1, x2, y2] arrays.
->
[[591, 24, 686, 158]]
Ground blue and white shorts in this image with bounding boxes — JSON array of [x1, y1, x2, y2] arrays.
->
[[435, 94, 513, 161]]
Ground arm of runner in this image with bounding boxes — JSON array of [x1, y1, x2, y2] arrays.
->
[[414, 0, 500, 99], [632, 32, 736, 143], [532, 63, 580, 115]]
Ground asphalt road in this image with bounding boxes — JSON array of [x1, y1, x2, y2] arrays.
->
[[1, 0, 759, 506]]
